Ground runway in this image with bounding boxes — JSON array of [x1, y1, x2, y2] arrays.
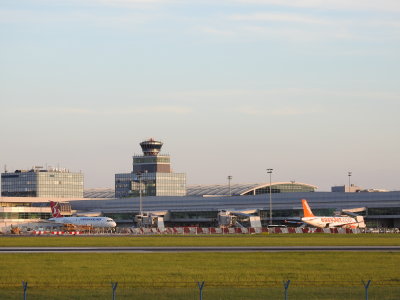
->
[[1, 246, 400, 253]]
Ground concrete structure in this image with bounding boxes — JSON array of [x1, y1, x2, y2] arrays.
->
[[1, 167, 83, 198], [332, 185, 390, 193], [332, 184, 362, 193], [115, 139, 186, 198]]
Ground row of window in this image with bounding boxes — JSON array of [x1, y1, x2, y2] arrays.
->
[[133, 156, 170, 164], [0, 212, 52, 219]]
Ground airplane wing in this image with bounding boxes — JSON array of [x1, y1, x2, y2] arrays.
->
[[342, 207, 366, 217], [284, 218, 306, 226]]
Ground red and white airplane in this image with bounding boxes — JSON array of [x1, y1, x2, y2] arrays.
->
[[49, 201, 117, 228], [301, 199, 366, 229]]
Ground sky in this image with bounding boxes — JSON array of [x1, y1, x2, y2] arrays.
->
[[1, 0, 399, 191]]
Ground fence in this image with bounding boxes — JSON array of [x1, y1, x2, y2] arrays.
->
[[14, 227, 400, 236], [124, 227, 369, 235], [3, 280, 400, 300]]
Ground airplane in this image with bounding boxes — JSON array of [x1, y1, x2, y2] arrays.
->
[[49, 201, 117, 228], [300, 199, 366, 229]]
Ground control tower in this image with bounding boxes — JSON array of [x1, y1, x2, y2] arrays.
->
[[132, 139, 171, 173], [115, 139, 186, 198]]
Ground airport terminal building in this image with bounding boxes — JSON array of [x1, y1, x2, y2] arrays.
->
[[77, 189, 400, 228], [2, 184, 400, 231]]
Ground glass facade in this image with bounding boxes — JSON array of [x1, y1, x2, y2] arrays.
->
[[133, 156, 170, 164], [0, 201, 71, 221], [1, 172, 37, 197], [0, 212, 52, 219], [368, 207, 400, 216], [155, 173, 186, 196], [132, 155, 171, 173], [115, 173, 133, 198], [115, 172, 186, 197], [243, 183, 316, 196], [1, 169, 84, 198]]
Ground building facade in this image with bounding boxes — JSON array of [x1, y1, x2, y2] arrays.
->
[[115, 139, 186, 197], [67, 191, 400, 228], [1, 167, 84, 198]]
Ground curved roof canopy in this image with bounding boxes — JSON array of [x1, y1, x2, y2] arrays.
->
[[187, 182, 317, 197], [84, 182, 317, 199]]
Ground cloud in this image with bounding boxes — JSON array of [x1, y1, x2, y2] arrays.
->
[[235, 106, 320, 116], [61, 0, 178, 7], [229, 12, 328, 24], [8, 106, 193, 115], [0, 8, 159, 26], [199, 27, 235, 37], [231, 0, 400, 12]]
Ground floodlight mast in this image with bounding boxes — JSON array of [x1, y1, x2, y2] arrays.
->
[[267, 169, 273, 226], [348, 171, 352, 193], [136, 170, 148, 216], [136, 172, 143, 216], [227, 175, 232, 196]]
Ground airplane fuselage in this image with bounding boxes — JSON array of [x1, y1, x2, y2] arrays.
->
[[48, 217, 116, 228], [301, 216, 359, 229]]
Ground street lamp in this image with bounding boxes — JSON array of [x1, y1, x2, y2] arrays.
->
[[136, 171, 143, 215], [348, 172, 352, 193], [227, 175, 232, 196], [267, 169, 273, 226], [136, 170, 148, 215]]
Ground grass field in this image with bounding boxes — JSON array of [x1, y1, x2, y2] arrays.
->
[[1, 235, 400, 299], [1, 251, 400, 299], [1, 233, 400, 247]]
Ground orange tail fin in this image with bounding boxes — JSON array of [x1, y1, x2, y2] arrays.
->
[[302, 199, 315, 217]]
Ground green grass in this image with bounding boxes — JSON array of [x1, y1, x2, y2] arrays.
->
[[2, 287, 400, 300], [1, 234, 400, 247], [1, 235, 399, 298], [0, 252, 400, 299]]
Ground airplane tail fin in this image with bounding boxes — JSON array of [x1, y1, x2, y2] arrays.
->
[[50, 201, 62, 218], [302, 199, 315, 217]]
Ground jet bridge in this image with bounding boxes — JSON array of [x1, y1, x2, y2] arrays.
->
[[134, 211, 168, 230], [217, 209, 261, 228]]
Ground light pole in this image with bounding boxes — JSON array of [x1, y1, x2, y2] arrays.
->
[[348, 171, 352, 193], [136, 171, 143, 215], [267, 169, 273, 226], [290, 180, 295, 192], [227, 175, 232, 196]]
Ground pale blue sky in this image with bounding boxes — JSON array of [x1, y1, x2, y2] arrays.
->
[[1, 0, 399, 191]]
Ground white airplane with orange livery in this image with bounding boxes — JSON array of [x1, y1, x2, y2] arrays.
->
[[301, 199, 366, 229]]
